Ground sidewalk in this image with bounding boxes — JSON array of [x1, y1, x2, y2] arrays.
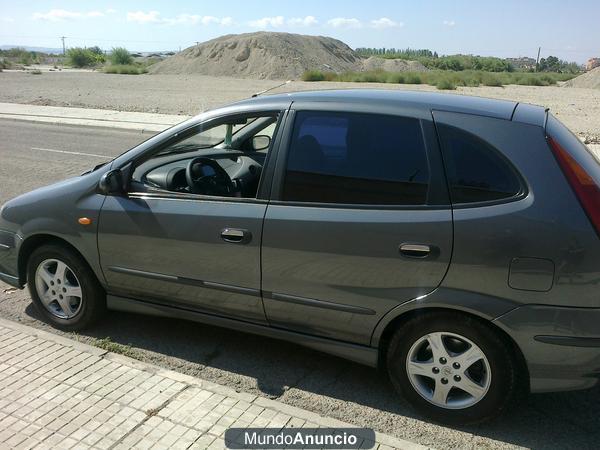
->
[[0, 103, 189, 132], [0, 318, 427, 450]]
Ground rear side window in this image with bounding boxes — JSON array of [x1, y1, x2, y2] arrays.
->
[[282, 111, 430, 205], [437, 124, 523, 204]]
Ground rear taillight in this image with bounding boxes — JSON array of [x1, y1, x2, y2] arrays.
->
[[547, 136, 600, 238]]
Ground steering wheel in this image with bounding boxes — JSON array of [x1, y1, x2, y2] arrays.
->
[[185, 157, 235, 196]]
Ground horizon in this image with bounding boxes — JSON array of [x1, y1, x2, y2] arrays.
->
[[1, 0, 598, 64]]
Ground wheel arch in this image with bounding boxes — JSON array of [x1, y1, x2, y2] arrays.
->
[[374, 305, 530, 391], [18, 233, 100, 286]]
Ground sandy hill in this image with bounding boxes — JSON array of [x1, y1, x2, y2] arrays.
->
[[149, 32, 360, 79], [563, 66, 600, 89], [149, 32, 427, 80]]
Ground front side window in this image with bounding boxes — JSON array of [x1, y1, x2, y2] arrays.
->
[[282, 111, 430, 205], [131, 113, 279, 199], [437, 124, 523, 204]]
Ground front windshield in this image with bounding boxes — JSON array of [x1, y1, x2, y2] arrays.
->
[[156, 118, 258, 156]]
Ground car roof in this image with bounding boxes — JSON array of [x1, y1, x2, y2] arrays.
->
[[233, 89, 521, 121]]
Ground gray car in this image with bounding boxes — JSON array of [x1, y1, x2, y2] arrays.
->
[[1, 90, 599, 424]]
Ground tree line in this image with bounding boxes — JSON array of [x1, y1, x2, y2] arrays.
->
[[354, 47, 581, 73]]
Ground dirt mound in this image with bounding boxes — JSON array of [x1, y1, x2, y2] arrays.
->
[[362, 57, 427, 72], [563, 67, 600, 89], [149, 32, 362, 79]]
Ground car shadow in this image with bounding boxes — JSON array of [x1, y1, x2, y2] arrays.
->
[[25, 304, 600, 449]]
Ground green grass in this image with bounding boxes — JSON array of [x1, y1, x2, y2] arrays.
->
[[103, 64, 148, 75], [90, 337, 140, 358], [302, 69, 576, 90]]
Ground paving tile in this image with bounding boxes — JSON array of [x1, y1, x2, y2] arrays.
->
[[0, 318, 426, 450]]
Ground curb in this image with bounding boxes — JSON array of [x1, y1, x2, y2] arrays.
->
[[0, 102, 189, 132], [0, 114, 172, 133]]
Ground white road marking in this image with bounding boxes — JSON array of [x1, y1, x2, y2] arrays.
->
[[30, 147, 111, 159]]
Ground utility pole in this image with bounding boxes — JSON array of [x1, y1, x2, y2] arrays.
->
[[535, 46, 541, 72], [60, 36, 66, 55]]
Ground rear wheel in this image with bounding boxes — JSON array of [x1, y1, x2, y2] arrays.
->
[[386, 311, 523, 424], [27, 244, 105, 331]]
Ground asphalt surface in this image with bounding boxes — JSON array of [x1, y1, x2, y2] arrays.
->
[[1, 119, 599, 450]]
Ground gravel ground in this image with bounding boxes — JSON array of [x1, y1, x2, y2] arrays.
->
[[0, 71, 598, 143], [1, 120, 600, 450]]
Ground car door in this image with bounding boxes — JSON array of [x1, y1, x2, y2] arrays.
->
[[97, 108, 287, 324], [261, 103, 453, 344]]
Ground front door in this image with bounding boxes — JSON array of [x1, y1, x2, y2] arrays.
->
[[98, 110, 284, 323], [262, 106, 453, 343]]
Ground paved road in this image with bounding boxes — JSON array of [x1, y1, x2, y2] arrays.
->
[[1, 119, 599, 450], [0, 120, 151, 204]]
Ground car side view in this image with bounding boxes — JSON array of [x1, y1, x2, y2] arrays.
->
[[0, 90, 599, 424]]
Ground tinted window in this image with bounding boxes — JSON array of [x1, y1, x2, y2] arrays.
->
[[283, 111, 430, 205], [438, 124, 522, 204]]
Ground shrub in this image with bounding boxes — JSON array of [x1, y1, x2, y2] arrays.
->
[[526, 76, 545, 86], [29, 69, 42, 75], [540, 74, 556, 85], [103, 64, 147, 75], [387, 73, 405, 84], [66, 47, 104, 67], [513, 73, 545, 86], [404, 73, 423, 84], [302, 70, 326, 81], [110, 47, 133, 65], [361, 71, 385, 83], [300, 69, 574, 89], [481, 73, 503, 86], [436, 78, 456, 90]]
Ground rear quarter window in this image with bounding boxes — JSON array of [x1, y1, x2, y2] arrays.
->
[[437, 124, 524, 204]]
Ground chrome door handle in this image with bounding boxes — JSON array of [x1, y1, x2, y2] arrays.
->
[[399, 243, 431, 258], [221, 228, 252, 244]]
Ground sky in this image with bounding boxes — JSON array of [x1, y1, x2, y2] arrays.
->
[[0, 0, 598, 63]]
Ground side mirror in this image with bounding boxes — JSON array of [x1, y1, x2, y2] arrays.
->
[[251, 135, 271, 151], [98, 169, 123, 195]]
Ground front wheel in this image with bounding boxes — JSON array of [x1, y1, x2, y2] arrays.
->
[[386, 311, 524, 425], [27, 244, 106, 331]]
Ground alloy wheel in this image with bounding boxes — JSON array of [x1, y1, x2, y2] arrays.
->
[[34, 258, 83, 319], [405, 331, 491, 409]]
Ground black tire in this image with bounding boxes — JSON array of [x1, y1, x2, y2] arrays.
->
[[27, 243, 106, 331], [386, 311, 524, 425]]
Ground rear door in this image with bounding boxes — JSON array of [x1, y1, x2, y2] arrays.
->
[[261, 102, 453, 345]]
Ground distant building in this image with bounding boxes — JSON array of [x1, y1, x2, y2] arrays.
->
[[506, 57, 537, 70], [586, 58, 600, 71]]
